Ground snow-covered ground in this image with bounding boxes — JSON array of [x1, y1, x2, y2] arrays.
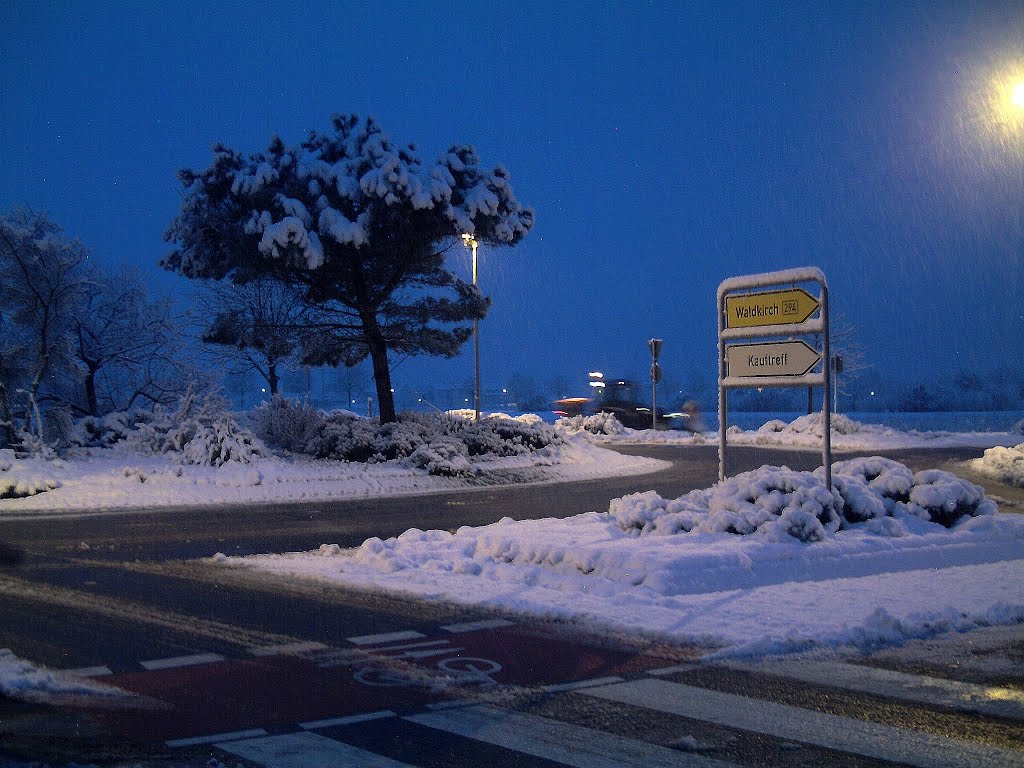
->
[[217, 457, 1024, 658], [970, 442, 1024, 488], [0, 438, 666, 517], [0, 648, 130, 705]]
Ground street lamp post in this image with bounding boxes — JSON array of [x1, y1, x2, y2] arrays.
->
[[462, 233, 481, 421]]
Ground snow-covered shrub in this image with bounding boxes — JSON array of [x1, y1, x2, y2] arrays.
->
[[408, 439, 472, 476], [1011, 419, 1024, 435], [773, 413, 861, 436], [70, 409, 156, 448], [556, 412, 625, 436], [901, 469, 996, 527], [129, 390, 266, 467], [0, 451, 60, 499], [970, 443, 1024, 488], [299, 410, 559, 472], [250, 395, 325, 453], [609, 457, 995, 542], [303, 412, 379, 463]]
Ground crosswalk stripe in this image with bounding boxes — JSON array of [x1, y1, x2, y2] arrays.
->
[[719, 658, 1024, 721], [406, 703, 738, 768], [218, 732, 414, 767], [582, 678, 1024, 768]]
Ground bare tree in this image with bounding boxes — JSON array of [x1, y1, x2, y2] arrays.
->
[[195, 278, 308, 396], [66, 268, 188, 416], [0, 209, 89, 444]]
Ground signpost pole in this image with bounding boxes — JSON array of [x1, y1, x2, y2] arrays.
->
[[821, 283, 832, 490], [648, 339, 663, 432]]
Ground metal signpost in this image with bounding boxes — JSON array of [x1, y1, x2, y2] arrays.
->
[[649, 338, 663, 431], [717, 268, 832, 489]]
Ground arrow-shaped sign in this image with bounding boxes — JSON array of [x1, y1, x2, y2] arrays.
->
[[726, 340, 821, 378], [725, 288, 819, 329]]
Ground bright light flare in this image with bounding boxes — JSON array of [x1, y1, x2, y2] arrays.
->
[[1013, 81, 1024, 108]]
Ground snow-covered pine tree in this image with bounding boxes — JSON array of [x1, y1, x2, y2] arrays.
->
[[163, 115, 535, 423]]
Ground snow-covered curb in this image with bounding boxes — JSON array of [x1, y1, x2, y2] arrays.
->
[[215, 460, 1024, 658], [0, 437, 667, 517]]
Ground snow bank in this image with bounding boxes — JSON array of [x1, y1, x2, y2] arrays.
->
[[970, 443, 1024, 488], [0, 450, 60, 499], [599, 411, 1022, 451], [0, 648, 128, 703], [219, 459, 1024, 657]]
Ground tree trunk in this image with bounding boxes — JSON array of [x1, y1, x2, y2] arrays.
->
[[0, 383, 14, 449], [84, 368, 99, 416], [366, 329, 396, 423], [268, 364, 279, 396]]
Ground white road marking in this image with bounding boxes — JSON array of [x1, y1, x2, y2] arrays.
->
[[249, 640, 329, 657], [166, 728, 267, 748], [140, 652, 225, 671], [583, 678, 1024, 768], [406, 703, 738, 768], [218, 732, 413, 767], [347, 630, 426, 645], [64, 665, 113, 677], [300, 709, 397, 730], [540, 675, 625, 693], [647, 663, 698, 676], [441, 619, 515, 633], [720, 657, 1024, 721]]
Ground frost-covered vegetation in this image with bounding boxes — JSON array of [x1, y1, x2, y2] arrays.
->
[[251, 396, 561, 476], [556, 411, 625, 436], [72, 390, 266, 467], [970, 443, 1024, 488], [0, 449, 60, 499], [611, 457, 995, 543]]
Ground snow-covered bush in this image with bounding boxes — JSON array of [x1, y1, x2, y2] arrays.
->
[[129, 390, 266, 467], [250, 395, 325, 453], [0, 449, 60, 499], [1011, 419, 1024, 435], [70, 409, 156, 448], [298, 411, 559, 474], [610, 458, 995, 543], [970, 443, 1024, 488], [408, 439, 472, 476], [759, 413, 862, 436], [556, 411, 625, 436]]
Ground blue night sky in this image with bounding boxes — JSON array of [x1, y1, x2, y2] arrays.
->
[[3, 1, 1022, 404]]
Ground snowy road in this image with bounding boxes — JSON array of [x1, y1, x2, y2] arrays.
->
[[0, 444, 1022, 766]]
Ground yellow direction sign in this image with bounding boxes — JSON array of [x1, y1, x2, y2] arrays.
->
[[725, 288, 819, 329], [727, 340, 821, 378]]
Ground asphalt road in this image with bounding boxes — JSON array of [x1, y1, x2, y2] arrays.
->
[[0, 443, 1021, 767]]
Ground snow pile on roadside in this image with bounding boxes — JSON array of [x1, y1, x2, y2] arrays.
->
[[556, 411, 626, 436], [220, 459, 1024, 656], [601, 412, 1021, 451], [0, 648, 127, 703], [970, 443, 1024, 487], [0, 450, 60, 499]]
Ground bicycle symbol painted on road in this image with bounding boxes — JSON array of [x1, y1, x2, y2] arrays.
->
[[353, 656, 502, 689], [347, 638, 503, 689]]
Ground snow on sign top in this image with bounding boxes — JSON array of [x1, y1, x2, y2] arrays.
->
[[725, 287, 819, 329]]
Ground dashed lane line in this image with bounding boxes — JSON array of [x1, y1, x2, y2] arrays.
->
[[347, 630, 428, 645], [583, 678, 1024, 768], [719, 657, 1024, 721], [441, 618, 515, 633], [218, 731, 414, 768], [140, 652, 225, 671], [66, 665, 113, 677], [406, 703, 738, 768], [249, 640, 330, 657]]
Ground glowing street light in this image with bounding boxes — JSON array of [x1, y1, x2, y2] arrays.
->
[[462, 233, 481, 421], [1013, 81, 1024, 109]]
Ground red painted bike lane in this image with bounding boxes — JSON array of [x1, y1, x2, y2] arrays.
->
[[88, 622, 701, 745]]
